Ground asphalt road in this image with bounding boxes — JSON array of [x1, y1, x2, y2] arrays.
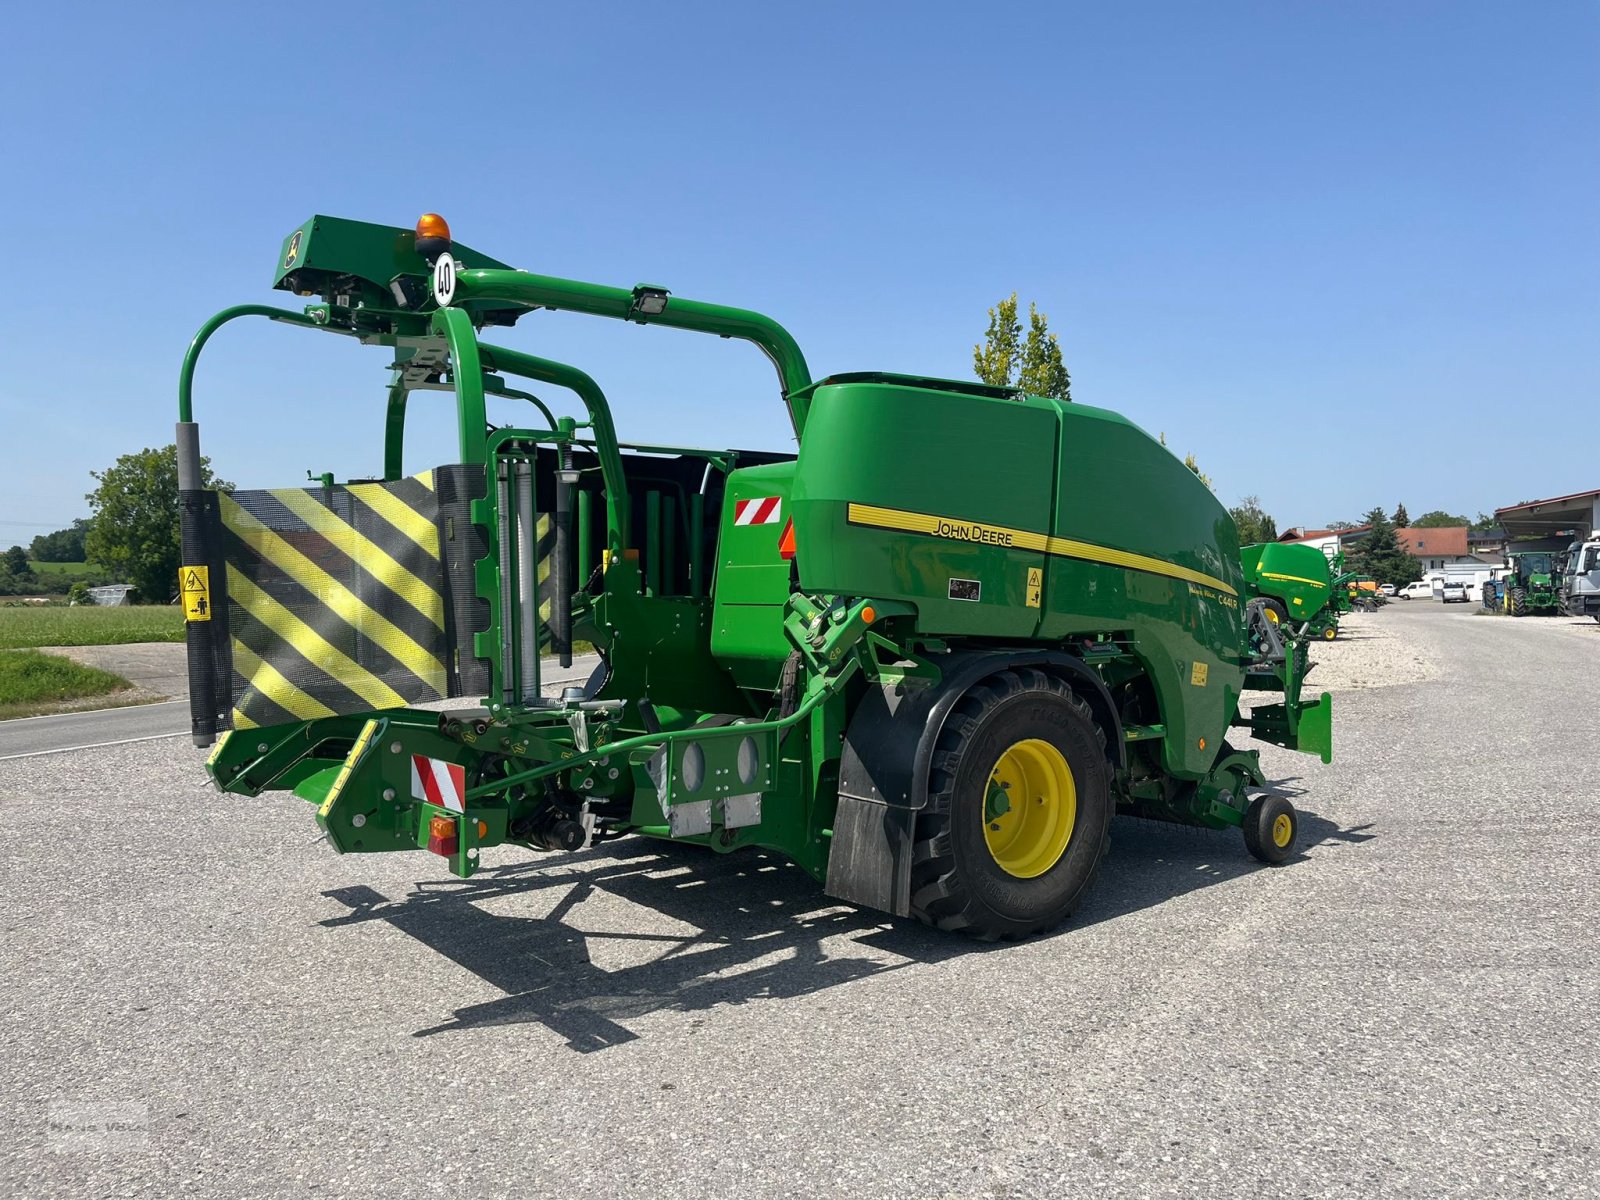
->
[[3, 608, 1595, 1198], [0, 655, 602, 760]]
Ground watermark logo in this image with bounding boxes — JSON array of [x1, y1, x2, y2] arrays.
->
[[47, 1101, 149, 1153]]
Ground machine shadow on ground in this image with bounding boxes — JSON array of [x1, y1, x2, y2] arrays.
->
[[320, 803, 1375, 1053], [1076, 803, 1375, 932]]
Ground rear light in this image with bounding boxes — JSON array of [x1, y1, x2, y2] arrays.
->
[[427, 815, 458, 857], [778, 518, 796, 561]]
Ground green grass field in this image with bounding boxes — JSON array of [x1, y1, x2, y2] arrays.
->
[[0, 649, 135, 719], [0, 605, 185, 649], [27, 560, 99, 577]]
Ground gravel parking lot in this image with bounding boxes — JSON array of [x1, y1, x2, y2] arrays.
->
[[3, 602, 1596, 1198]]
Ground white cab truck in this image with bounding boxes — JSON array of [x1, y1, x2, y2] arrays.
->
[[1563, 538, 1600, 621]]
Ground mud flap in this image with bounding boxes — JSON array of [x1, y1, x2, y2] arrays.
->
[[825, 797, 917, 918]]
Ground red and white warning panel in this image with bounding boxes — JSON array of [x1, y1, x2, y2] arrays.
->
[[411, 755, 467, 812], [733, 497, 783, 526]]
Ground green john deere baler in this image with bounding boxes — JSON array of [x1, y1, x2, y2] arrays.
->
[[180, 214, 1332, 939]]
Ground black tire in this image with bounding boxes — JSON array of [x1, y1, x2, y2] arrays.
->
[[1242, 794, 1297, 864], [1510, 587, 1528, 617], [910, 668, 1111, 940]]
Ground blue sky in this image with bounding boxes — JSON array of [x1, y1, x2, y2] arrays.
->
[[1, 2, 1595, 542]]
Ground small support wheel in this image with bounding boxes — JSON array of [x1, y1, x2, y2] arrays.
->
[[1243, 794, 1297, 864], [1322, 625, 1337, 641]]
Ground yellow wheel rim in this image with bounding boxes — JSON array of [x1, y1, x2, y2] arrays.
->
[[982, 738, 1076, 878], [1271, 812, 1293, 848], [1323, 627, 1336, 640]]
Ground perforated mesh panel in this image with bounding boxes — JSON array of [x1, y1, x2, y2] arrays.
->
[[218, 469, 463, 729]]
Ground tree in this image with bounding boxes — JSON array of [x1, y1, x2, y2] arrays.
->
[[1471, 511, 1500, 532], [1156, 432, 1213, 490], [85, 446, 232, 605], [1347, 506, 1418, 586], [29, 518, 90, 563], [1411, 510, 1470, 528], [1328, 520, 1358, 531], [974, 293, 1072, 401], [1229, 496, 1278, 545], [3, 545, 31, 579], [1392, 503, 1410, 527]]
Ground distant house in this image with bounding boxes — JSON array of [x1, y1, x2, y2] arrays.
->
[[1467, 528, 1507, 563], [1277, 524, 1483, 574], [1395, 527, 1479, 574], [1274, 527, 1351, 558]]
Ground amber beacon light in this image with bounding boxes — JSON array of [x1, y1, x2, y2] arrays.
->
[[414, 213, 452, 262]]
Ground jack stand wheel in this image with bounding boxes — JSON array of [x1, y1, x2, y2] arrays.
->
[[1243, 794, 1298, 864]]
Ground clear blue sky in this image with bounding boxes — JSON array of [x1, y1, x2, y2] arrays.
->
[[1, 2, 1595, 542]]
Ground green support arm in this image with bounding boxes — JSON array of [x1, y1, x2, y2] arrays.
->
[[382, 377, 409, 480], [431, 308, 488, 466], [478, 343, 632, 547], [491, 386, 560, 432], [179, 304, 330, 423], [443, 267, 813, 437], [176, 303, 339, 747]]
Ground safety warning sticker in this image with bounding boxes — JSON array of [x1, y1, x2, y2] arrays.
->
[[181, 565, 212, 622]]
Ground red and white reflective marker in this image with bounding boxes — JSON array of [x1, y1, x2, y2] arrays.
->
[[411, 755, 467, 812], [734, 497, 782, 526]]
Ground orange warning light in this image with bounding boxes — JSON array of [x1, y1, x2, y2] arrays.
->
[[414, 213, 452, 261]]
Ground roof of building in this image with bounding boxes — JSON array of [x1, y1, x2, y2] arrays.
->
[[1277, 527, 1359, 543], [1495, 488, 1600, 538], [1397, 527, 1468, 557]]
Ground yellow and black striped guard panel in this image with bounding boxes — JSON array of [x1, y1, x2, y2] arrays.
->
[[219, 471, 451, 730]]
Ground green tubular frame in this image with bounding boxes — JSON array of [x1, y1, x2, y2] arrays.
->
[[179, 304, 336, 423], [444, 267, 814, 436]]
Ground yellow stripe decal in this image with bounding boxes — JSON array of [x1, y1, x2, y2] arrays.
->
[[270, 487, 446, 631], [230, 639, 340, 722], [845, 502, 1238, 597], [1260, 571, 1329, 589], [221, 494, 445, 694], [321, 718, 380, 819], [345, 479, 440, 559], [224, 565, 409, 710]]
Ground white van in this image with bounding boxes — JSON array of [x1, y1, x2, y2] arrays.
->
[[1399, 581, 1434, 600]]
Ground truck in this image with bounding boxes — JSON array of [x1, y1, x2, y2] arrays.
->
[[1561, 538, 1600, 622], [179, 214, 1333, 940]]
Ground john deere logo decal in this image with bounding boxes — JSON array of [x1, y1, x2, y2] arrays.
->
[[283, 230, 303, 269]]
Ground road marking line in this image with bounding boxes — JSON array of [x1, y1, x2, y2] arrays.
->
[[1, 699, 187, 725], [0, 731, 188, 762]]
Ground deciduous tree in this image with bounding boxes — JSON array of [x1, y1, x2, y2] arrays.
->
[[1230, 496, 1278, 545], [974, 293, 1072, 401], [85, 446, 232, 605]]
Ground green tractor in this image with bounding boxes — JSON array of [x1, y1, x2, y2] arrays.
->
[[181, 214, 1332, 940], [1503, 550, 1564, 616]]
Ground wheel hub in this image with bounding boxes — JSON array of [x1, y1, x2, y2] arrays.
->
[[1271, 812, 1293, 848], [983, 738, 1076, 878]]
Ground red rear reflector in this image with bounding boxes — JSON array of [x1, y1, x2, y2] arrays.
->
[[778, 518, 796, 561], [427, 814, 458, 857]]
